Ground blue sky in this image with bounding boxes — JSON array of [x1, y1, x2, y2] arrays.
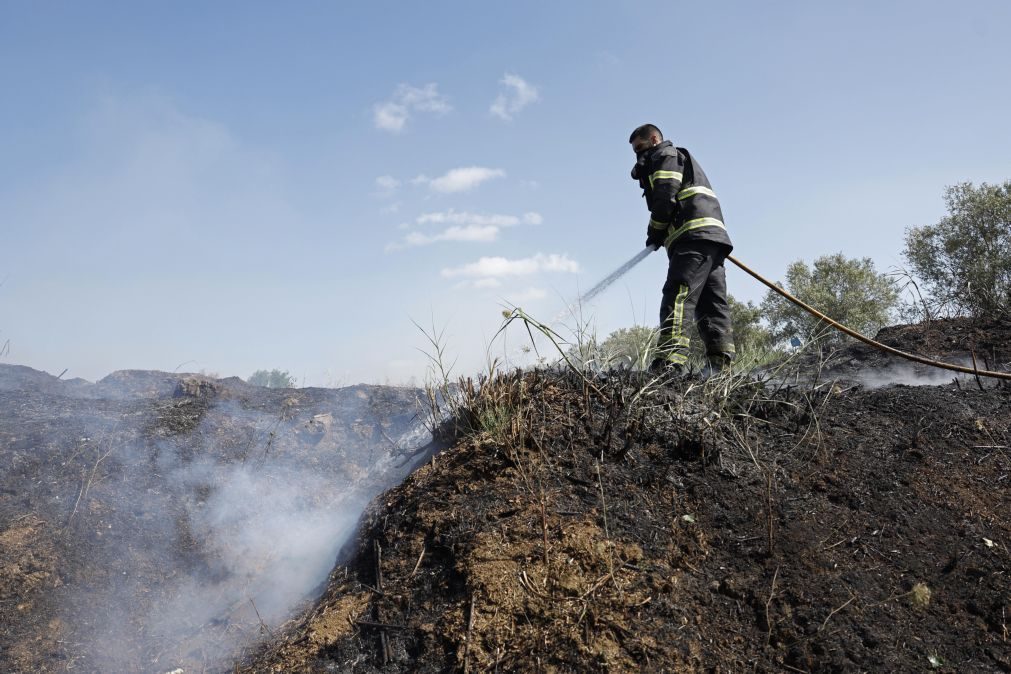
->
[[2, 1, 1009, 385]]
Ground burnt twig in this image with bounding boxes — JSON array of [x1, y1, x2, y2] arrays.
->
[[249, 598, 273, 637], [765, 566, 779, 645], [463, 593, 477, 674], [819, 594, 855, 632], [409, 545, 426, 578]]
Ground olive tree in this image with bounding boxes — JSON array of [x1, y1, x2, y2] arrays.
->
[[761, 253, 899, 346], [903, 181, 1011, 319]]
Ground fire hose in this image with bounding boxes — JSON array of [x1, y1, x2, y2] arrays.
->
[[727, 254, 1011, 382]]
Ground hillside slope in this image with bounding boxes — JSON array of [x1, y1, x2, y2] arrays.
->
[[244, 319, 1011, 673]]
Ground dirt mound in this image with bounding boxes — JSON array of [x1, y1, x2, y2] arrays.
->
[[241, 323, 1011, 673]]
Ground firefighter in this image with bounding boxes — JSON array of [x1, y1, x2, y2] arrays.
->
[[629, 123, 735, 375]]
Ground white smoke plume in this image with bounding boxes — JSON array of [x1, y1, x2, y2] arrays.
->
[[5, 375, 440, 673], [853, 359, 976, 389]]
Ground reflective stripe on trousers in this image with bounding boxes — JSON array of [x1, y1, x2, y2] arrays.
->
[[658, 241, 735, 363]]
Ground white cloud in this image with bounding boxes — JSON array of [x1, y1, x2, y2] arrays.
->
[[405, 225, 500, 246], [416, 209, 541, 227], [490, 74, 540, 121], [386, 225, 500, 251], [373, 83, 451, 133], [373, 103, 409, 132], [419, 167, 506, 193], [440, 253, 580, 279], [374, 175, 401, 201], [386, 210, 540, 250], [473, 278, 503, 289], [395, 83, 451, 114]]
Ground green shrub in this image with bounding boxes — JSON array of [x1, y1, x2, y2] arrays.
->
[[599, 325, 657, 370], [247, 369, 296, 388]]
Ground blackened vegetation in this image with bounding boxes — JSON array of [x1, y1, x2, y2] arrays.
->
[[245, 321, 1011, 673]]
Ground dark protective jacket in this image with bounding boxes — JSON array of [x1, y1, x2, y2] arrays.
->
[[633, 140, 733, 252]]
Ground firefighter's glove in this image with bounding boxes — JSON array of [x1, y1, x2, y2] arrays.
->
[[645, 226, 666, 251]]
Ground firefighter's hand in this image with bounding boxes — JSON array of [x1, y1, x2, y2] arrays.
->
[[645, 227, 665, 251]]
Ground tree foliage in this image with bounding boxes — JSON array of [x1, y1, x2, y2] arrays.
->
[[903, 181, 1011, 319], [247, 369, 296, 388], [761, 253, 899, 346], [599, 325, 656, 369], [726, 296, 774, 356]]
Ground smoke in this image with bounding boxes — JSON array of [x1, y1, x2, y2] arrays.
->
[[853, 361, 976, 389], [17, 376, 439, 673], [144, 459, 362, 650]]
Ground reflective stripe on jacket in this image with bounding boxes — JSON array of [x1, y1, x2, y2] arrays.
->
[[639, 141, 733, 251]]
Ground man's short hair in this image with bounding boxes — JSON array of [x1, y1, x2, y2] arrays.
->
[[629, 124, 663, 143]]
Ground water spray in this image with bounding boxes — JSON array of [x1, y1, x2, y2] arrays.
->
[[545, 246, 655, 329], [577, 246, 654, 306], [502, 246, 656, 368]]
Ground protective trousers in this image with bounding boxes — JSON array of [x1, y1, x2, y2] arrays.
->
[[658, 240, 735, 367]]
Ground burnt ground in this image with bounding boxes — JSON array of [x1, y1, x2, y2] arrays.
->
[[0, 368, 431, 673], [2, 318, 1010, 673], [240, 318, 1011, 673], [797, 317, 1011, 388]]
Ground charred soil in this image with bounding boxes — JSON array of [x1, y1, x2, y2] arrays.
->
[[243, 319, 1011, 673], [3, 318, 1010, 673]]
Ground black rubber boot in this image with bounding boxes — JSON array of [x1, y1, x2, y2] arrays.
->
[[700, 352, 733, 379], [649, 358, 685, 379]]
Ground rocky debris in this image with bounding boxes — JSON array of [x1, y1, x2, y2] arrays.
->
[[305, 413, 334, 442], [173, 376, 220, 399]]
